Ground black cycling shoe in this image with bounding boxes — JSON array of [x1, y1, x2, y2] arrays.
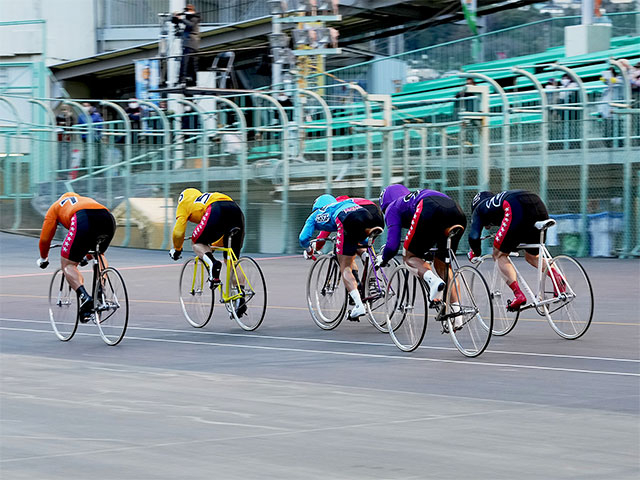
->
[[79, 296, 93, 323]]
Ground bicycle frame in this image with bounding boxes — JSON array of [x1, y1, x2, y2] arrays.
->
[[492, 227, 575, 313], [190, 246, 253, 304]]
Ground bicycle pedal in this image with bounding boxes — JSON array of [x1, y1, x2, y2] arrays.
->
[[347, 311, 361, 322]]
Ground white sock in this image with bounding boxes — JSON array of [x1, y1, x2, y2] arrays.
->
[[201, 254, 215, 280], [451, 302, 462, 329], [349, 289, 364, 310]]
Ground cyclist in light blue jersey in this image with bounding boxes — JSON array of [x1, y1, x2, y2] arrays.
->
[[300, 194, 379, 319]]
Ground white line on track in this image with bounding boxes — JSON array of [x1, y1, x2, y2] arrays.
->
[[1, 323, 638, 377], [1, 317, 638, 364]]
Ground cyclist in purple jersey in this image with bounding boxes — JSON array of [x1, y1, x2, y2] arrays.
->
[[378, 185, 467, 303]]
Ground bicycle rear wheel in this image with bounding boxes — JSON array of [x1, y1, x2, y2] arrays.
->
[[48, 269, 79, 341], [94, 267, 129, 346], [229, 257, 267, 331], [179, 257, 215, 328], [543, 255, 593, 339], [446, 265, 493, 357], [365, 257, 400, 333], [477, 256, 518, 336], [385, 265, 428, 352], [306, 255, 347, 330]]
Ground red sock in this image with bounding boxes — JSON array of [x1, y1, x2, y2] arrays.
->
[[508, 281, 526, 310]]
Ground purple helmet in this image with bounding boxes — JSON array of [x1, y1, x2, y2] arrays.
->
[[379, 184, 410, 213]]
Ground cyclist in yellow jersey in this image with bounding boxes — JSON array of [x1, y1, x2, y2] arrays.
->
[[169, 188, 245, 287]]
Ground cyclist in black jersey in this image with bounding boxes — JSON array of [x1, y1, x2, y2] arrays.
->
[[468, 190, 564, 310]]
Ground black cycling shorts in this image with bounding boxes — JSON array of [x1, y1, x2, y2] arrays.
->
[[403, 195, 467, 260], [335, 206, 375, 256], [191, 201, 245, 258], [61, 208, 116, 262], [361, 203, 384, 229], [494, 192, 549, 255]]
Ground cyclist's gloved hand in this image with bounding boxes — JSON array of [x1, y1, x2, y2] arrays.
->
[[303, 247, 316, 261], [467, 249, 477, 263], [37, 257, 49, 269], [169, 248, 182, 261]]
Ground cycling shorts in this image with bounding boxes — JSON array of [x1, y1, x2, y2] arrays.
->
[[61, 208, 116, 262], [335, 206, 375, 256], [191, 200, 245, 258], [403, 196, 467, 260], [361, 203, 384, 230], [494, 192, 549, 255]]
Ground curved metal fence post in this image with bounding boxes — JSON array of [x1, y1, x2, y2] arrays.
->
[[0, 96, 23, 230], [300, 89, 333, 194], [137, 100, 171, 250], [610, 58, 633, 257], [209, 96, 248, 215], [252, 92, 290, 253], [100, 101, 132, 247], [459, 72, 510, 193], [63, 100, 94, 197], [551, 65, 588, 256], [512, 68, 549, 204], [28, 99, 57, 200]]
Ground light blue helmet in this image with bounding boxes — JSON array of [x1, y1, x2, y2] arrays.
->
[[379, 184, 410, 213], [312, 194, 336, 212]]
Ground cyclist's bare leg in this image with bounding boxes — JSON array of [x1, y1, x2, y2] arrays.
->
[[403, 250, 430, 277], [61, 257, 83, 290], [339, 254, 358, 291], [524, 251, 539, 269], [192, 242, 211, 259], [193, 242, 222, 283], [434, 257, 457, 303], [494, 247, 526, 308], [493, 248, 517, 284]]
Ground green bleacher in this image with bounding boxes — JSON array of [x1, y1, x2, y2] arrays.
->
[[249, 34, 640, 160]]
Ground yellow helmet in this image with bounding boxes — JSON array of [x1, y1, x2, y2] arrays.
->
[[178, 188, 201, 206]]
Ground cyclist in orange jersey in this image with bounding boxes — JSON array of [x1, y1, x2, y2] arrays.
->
[[37, 192, 116, 321]]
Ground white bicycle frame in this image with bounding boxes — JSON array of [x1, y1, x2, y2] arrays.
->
[[487, 222, 576, 314]]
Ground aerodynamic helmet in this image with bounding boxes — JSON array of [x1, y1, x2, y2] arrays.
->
[[312, 194, 336, 211], [379, 184, 410, 213], [178, 188, 202, 206], [471, 191, 493, 213]]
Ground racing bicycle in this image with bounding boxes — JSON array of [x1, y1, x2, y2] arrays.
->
[[178, 227, 267, 331], [475, 219, 593, 339], [384, 225, 493, 357], [48, 238, 129, 346]]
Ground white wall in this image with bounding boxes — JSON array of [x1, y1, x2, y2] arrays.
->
[[0, 0, 97, 64]]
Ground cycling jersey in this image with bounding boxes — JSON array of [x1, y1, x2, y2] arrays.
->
[[468, 190, 549, 255], [298, 199, 361, 249], [381, 189, 449, 263], [172, 191, 233, 250], [191, 201, 245, 258], [315, 197, 383, 247], [39, 193, 109, 259]]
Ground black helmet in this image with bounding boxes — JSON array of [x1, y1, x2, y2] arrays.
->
[[471, 191, 493, 213]]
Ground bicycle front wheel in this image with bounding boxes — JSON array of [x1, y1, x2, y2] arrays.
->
[[306, 256, 347, 330], [446, 266, 493, 357], [385, 265, 428, 352], [543, 255, 593, 339], [364, 257, 400, 333], [94, 267, 129, 346], [477, 256, 518, 336], [229, 257, 267, 331], [179, 257, 215, 328], [48, 269, 79, 341]]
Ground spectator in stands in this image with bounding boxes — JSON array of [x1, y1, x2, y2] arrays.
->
[[77, 102, 104, 166], [545, 78, 561, 148], [173, 4, 201, 87], [598, 67, 621, 120]]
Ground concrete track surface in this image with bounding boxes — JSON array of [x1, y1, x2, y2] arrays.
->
[[1, 232, 638, 479]]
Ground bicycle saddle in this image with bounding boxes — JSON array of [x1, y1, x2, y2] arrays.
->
[[534, 219, 556, 231]]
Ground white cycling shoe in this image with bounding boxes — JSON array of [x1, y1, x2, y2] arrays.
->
[[349, 303, 366, 319], [424, 275, 445, 302]]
